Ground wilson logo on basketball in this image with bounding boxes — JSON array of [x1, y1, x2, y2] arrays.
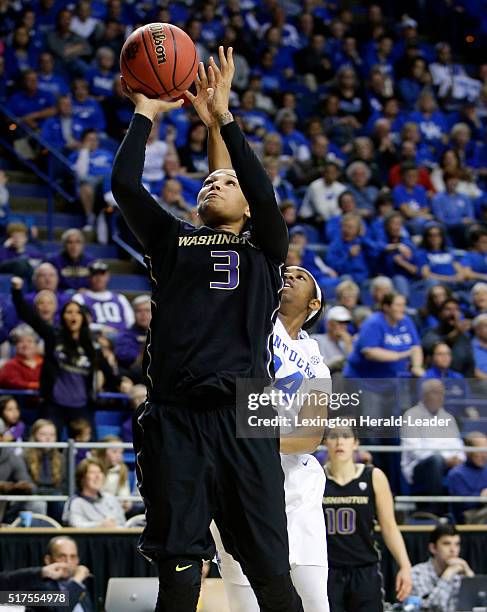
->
[[149, 24, 167, 64]]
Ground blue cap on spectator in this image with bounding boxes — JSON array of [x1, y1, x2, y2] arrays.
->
[[289, 225, 307, 237]]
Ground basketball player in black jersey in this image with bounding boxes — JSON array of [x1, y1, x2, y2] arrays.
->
[[111, 47, 303, 612], [323, 427, 412, 611]]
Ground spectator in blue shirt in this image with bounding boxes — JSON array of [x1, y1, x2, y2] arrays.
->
[[71, 78, 106, 133], [6, 69, 56, 130], [41, 96, 84, 152], [449, 122, 482, 171], [431, 172, 475, 247], [325, 190, 362, 243], [48, 229, 94, 292], [326, 213, 375, 284], [368, 190, 411, 243], [237, 90, 275, 138], [392, 161, 432, 236], [345, 161, 379, 219], [416, 284, 454, 336], [3, 26, 39, 82], [463, 228, 487, 283], [398, 57, 431, 111], [409, 91, 449, 155], [262, 158, 297, 206], [37, 52, 70, 98], [376, 212, 420, 298], [472, 313, 487, 379], [277, 110, 310, 161], [423, 341, 468, 401], [344, 291, 424, 379], [69, 129, 114, 228], [417, 224, 467, 288], [86, 47, 117, 100], [289, 227, 340, 295], [447, 432, 487, 523]]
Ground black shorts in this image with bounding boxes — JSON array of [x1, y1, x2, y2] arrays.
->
[[328, 563, 384, 612], [133, 400, 291, 580]]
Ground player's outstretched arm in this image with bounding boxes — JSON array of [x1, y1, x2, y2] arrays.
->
[[186, 61, 232, 172], [111, 78, 184, 253], [208, 47, 288, 263]]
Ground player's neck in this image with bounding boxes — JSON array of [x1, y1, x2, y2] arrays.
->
[[213, 222, 244, 235], [327, 461, 357, 483], [278, 312, 302, 340]]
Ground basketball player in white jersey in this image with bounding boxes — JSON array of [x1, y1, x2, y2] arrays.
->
[[211, 266, 331, 612]]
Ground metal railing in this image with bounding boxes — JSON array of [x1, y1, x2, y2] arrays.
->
[[1, 440, 487, 506], [0, 102, 77, 240]]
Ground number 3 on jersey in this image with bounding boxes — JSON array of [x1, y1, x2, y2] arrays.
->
[[210, 250, 240, 290]]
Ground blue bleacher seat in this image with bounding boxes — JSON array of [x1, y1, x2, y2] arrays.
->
[[96, 424, 122, 439], [41, 241, 118, 259], [108, 274, 150, 291], [0, 274, 13, 291], [95, 411, 126, 426]]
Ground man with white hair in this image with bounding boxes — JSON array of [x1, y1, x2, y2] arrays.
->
[[345, 161, 378, 218], [470, 282, 487, 316], [114, 295, 151, 381], [472, 313, 487, 379], [401, 379, 465, 513], [311, 306, 353, 372], [0, 324, 42, 390], [369, 276, 393, 310], [25, 262, 69, 312]]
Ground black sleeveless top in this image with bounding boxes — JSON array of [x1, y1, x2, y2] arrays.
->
[[323, 464, 380, 568]]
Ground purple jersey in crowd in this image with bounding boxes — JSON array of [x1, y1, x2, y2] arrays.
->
[[48, 252, 94, 291], [73, 290, 134, 333]]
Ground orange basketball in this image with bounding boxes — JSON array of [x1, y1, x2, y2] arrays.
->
[[120, 23, 198, 100]]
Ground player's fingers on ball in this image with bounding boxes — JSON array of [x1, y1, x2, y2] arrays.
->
[[184, 90, 195, 102]]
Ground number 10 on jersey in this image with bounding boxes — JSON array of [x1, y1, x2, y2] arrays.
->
[[210, 250, 240, 290]]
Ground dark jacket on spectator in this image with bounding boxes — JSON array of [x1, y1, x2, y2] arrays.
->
[[0, 567, 94, 612]]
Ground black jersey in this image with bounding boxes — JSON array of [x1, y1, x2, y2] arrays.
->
[[112, 114, 288, 403], [323, 464, 379, 568]]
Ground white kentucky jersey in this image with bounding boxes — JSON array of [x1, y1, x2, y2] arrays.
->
[[73, 290, 134, 333], [212, 316, 330, 584]]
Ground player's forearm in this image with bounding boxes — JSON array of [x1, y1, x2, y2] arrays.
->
[[382, 524, 411, 570], [208, 125, 232, 173], [219, 118, 288, 261], [112, 114, 177, 250]]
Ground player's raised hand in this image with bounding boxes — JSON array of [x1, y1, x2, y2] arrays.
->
[[120, 77, 184, 121], [185, 62, 217, 128], [207, 46, 235, 124]]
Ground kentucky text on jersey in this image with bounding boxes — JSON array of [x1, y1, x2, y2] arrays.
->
[[178, 234, 249, 247], [273, 333, 317, 379]]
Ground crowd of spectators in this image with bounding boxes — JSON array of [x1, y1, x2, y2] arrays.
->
[[0, 0, 486, 528]]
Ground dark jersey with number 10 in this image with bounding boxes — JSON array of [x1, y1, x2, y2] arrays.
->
[[323, 464, 379, 568], [112, 114, 288, 403]]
